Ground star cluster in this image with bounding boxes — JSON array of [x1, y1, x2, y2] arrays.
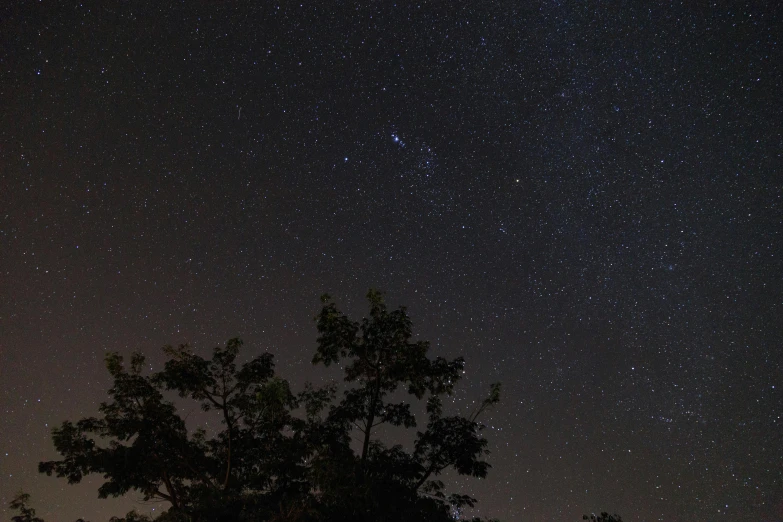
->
[[1, 2, 781, 521]]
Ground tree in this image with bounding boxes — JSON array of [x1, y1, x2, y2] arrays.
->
[[310, 290, 501, 521], [9, 492, 45, 522], [34, 290, 501, 522], [38, 342, 309, 521], [8, 492, 96, 522]]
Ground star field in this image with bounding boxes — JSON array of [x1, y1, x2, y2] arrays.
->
[[1, 2, 781, 521]]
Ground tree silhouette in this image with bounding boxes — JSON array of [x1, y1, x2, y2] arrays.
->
[[39, 340, 309, 521], [9, 492, 45, 522], [33, 290, 500, 521], [310, 290, 501, 521]]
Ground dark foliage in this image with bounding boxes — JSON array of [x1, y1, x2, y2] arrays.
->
[[28, 291, 501, 522], [9, 492, 45, 522]]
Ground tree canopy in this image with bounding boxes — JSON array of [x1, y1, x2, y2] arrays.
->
[[27, 291, 502, 522], [9, 492, 45, 522], [583, 513, 624, 522]]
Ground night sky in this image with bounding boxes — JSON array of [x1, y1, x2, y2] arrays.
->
[[1, 2, 781, 521]]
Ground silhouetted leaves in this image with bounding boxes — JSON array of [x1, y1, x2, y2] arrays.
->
[[310, 290, 501, 521], [9, 492, 45, 522], [34, 290, 501, 522]]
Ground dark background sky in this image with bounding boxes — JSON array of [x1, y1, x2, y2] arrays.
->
[[1, 2, 781, 521]]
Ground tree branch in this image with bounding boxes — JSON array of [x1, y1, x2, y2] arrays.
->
[[221, 370, 233, 489], [360, 369, 382, 466], [152, 488, 175, 504], [161, 469, 179, 509]]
